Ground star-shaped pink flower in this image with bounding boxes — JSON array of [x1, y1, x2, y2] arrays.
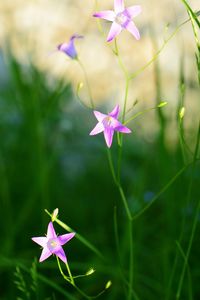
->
[[90, 105, 131, 148], [32, 222, 75, 263], [93, 0, 141, 42]]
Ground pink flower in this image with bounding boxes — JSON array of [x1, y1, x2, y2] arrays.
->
[[32, 222, 75, 263], [93, 0, 141, 42], [57, 34, 83, 59], [90, 105, 131, 148]]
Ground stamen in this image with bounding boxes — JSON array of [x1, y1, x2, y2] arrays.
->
[[115, 12, 128, 26], [103, 116, 114, 127], [47, 238, 59, 250]]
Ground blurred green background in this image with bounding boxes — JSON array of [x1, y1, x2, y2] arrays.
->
[[0, 0, 200, 299], [0, 49, 200, 299]]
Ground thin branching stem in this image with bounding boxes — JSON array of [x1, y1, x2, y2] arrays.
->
[[77, 58, 95, 109]]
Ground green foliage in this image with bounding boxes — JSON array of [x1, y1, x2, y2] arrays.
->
[[0, 9, 200, 298], [14, 266, 30, 299]]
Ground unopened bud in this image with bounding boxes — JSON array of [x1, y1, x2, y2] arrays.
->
[[179, 107, 185, 119], [105, 280, 112, 289], [158, 101, 167, 108], [86, 268, 95, 276], [52, 208, 59, 222]]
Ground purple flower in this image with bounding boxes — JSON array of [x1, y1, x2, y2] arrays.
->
[[32, 222, 75, 263], [93, 0, 141, 42], [57, 34, 83, 59], [90, 105, 131, 148]]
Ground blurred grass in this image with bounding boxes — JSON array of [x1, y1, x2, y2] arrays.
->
[[0, 33, 200, 300]]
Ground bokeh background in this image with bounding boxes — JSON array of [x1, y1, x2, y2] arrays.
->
[[0, 0, 200, 299]]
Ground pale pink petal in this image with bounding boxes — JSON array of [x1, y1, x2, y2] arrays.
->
[[112, 119, 132, 133], [114, 0, 124, 14], [32, 237, 47, 247], [125, 21, 140, 40], [39, 247, 52, 262], [58, 233, 75, 246], [47, 222, 57, 239], [93, 10, 115, 21], [90, 122, 104, 136], [107, 22, 122, 42], [55, 247, 67, 263], [94, 110, 107, 122], [104, 127, 114, 148], [109, 105, 120, 118], [125, 5, 141, 18]]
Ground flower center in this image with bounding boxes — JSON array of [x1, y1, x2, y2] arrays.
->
[[115, 12, 128, 26], [103, 116, 114, 127], [47, 238, 60, 252]]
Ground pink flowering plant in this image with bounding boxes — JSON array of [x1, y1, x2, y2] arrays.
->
[[93, 0, 141, 42], [57, 34, 83, 59], [30, 1, 168, 299], [32, 221, 75, 263], [90, 105, 131, 147], [26, 0, 200, 299]]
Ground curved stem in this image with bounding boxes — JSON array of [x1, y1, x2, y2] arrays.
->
[[176, 122, 200, 299], [56, 257, 71, 284], [128, 221, 133, 300], [129, 17, 193, 81], [45, 209, 105, 261], [118, 185, 132, 221], [77, 58, 95, 109], [66, 261, 75, 286], [131, 161, 197, 221]]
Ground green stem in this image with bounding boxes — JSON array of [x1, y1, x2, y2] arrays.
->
[[114, 39, 129, 79], [176, 122, 200, 299], [107, 148, 118, 185], [77, 58, 95, 109], [118, 185, 132, 221], [66, 261, 75, 286], [57, 257, 92, 299], [166, 129, 200, 299], [132, 161, 198, 221], [113, 39, 137, 300], [106, 151, 132, 220], [56, 257, 71, 283], [45, 209, 105, 260], [129, 16, 194, 81], [122, 79, 130, 123], [117, 143, 123, 183], [176, 198, 200, 299], [128, 221, 133, 300], [124, 105, 165, 126], [175, 241, 193, 300]]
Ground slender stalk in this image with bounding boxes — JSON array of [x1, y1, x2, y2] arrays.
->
[[107, 148, 138, 299], [128, 221, 133, 300], [176, 197, 200, 299], [114, 39, 129, 79], [122, 79, 130, 123], [57, 257, 92, 299], [77, 58, 95, 109], [114, 39, 136, 300], [56, 257, 71, 283], [66, 261, 75, 286], [118, 185, 132, 221], [132, 161, 197, 221], [129, 16, 194, 81], [124, 105, 164, 125], [175, 241, 193, 300], [107, 148, 118, 185], [45, 209, 105, 260], [176, 122, 200, 299]]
